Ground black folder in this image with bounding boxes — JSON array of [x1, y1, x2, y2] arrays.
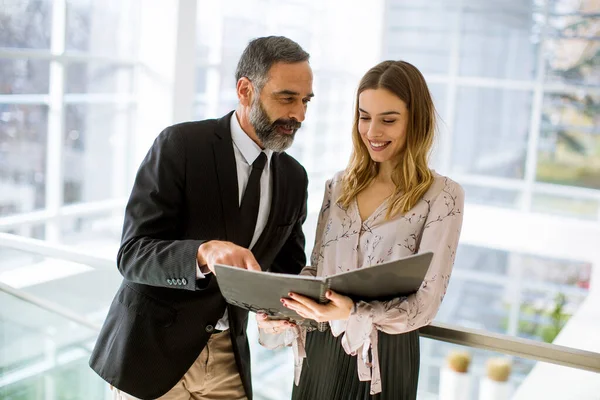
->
[[214, 251, 433, 329]]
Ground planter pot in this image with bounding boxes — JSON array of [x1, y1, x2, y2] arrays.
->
[[479, 377, 510, 400], [439, 367, 471, 400]]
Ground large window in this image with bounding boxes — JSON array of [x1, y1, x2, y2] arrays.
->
[[384, 0, 600, 219], [0, 0, 139, 243], [1, 2, 140, 398], [0, 0, 598, 399]]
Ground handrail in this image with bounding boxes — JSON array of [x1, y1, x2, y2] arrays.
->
[[0, 232, 115, 269], [0, 281, 101, 332], [420, 322, 600, 373], [1, 232, 599, 375], [0, 197, 126, 230]]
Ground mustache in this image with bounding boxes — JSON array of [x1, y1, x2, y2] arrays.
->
[[272, 118, 301, 130]]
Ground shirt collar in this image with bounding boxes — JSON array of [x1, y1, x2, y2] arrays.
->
[[230, 111, 273, 166]]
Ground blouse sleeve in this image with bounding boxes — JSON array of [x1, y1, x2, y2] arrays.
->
[[336, 179, 465, 354], [299, 178, 333, 277]]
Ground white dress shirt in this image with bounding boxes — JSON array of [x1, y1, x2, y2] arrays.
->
[[197, 111, 273, 330]]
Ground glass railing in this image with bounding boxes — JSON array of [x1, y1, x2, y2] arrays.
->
[[0, 233, 119, 400], [0, 289, 108, 399], [0, 233, 121, 326], [246, 317, 600, 400], [1, 232, 599, 400], [418, 321, 600, 399]]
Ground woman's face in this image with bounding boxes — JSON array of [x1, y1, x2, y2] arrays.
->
[[358, 88, 408, 165]]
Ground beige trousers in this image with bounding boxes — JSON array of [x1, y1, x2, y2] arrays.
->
[[112, 330, 247, 400]]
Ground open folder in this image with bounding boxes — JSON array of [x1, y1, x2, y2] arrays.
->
[[214, 251, 433, 330]]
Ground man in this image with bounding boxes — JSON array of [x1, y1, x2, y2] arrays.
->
[[89, 36, 314, 400]]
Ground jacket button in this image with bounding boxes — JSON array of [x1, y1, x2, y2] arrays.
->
[[205, 325, 214, 333], [176, 279, 182, 285], [167, 279, 172, 285], [182, 278, 187, 285]]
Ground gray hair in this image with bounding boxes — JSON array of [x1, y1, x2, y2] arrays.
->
[[235, 36, 309, 91]]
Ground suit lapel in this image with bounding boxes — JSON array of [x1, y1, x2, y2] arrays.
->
[[212, 112, 241, 244]]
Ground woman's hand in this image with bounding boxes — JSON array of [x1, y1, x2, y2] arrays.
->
[[256, 312, 295, 334], [281, 290, 354, 322]]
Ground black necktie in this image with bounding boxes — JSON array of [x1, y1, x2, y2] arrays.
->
[[239, 152, 267, 248]]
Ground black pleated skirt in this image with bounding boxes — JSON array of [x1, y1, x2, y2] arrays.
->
[[291, 329, 420, 400]]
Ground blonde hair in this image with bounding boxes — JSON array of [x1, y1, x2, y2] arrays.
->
[[339, 60, 437, 218]]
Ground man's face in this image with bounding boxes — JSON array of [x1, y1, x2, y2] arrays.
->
[[249, 61, 313, 152]]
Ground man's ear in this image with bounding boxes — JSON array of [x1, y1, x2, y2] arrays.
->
[[236, 77, 254, 107]]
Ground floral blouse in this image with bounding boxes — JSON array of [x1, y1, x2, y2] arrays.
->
[[259, 170, 465, 395]]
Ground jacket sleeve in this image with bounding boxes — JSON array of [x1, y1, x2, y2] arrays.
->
[[117, 127, 204, 291]]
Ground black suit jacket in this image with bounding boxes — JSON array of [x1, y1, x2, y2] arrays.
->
[[89, 111, 308, 399]]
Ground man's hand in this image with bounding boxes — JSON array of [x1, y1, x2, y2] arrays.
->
[[256, 312, 295, 334], [197, 241, 261, 274], [282, 290, 354, 322]]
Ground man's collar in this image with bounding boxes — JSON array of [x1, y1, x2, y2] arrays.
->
[[230, 111, 274, 166]]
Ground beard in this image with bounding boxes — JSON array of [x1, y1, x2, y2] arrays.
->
[[249, 98, 301, 152]]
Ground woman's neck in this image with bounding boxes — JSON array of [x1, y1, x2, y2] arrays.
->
[[375, 160, 395, 186]]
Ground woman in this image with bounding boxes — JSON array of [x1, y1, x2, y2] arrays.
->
[[258, 60, 465, 399]]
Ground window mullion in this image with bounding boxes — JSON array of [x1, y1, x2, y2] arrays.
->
[[45, 0, 67, 242]]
